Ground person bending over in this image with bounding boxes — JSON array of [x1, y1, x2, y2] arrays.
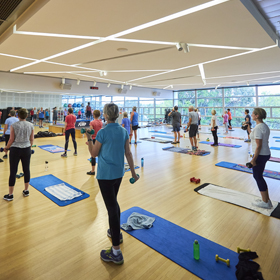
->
[[86, 103, 138, 264], [244, 109, 252, 142], [130, 106, 139, 144], [87, 110, 103, 175], [186, 106, 198, 151], [250, 108, 272, 209], [61, 108, 77, 157], [211, 110, 219, 146], [168, 106, 181, 144], [3, 108, 34, 201]]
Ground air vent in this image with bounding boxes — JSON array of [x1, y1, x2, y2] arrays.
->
[[0, 0, 22, 26], [60, 83, 72, 90]]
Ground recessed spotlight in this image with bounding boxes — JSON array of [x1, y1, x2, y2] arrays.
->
[[129, 85, 132, 90], [107, 83, 111, 88], [93, 81, 96, 86], [121, 84, 124, 89], [77, 79, 80, 85], [117, 48, 128, 52]]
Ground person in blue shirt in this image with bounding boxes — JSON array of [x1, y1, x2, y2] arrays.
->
[[86, 103, 139, 265], [45, 109, 49, 123], [38, 108, 44, 128], [130, 106, 139, 144], [3, 110, 19, 159], [244, 109, 252, 142], [121, 112, 132, 142]]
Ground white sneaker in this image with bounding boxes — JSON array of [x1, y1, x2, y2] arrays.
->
[[252, 199, 273, 209]]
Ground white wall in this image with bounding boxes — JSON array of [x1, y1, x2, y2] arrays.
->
[[0, 72, 173, 99]]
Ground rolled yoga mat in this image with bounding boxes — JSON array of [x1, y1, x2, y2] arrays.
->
[[121, 207, 239, 280]]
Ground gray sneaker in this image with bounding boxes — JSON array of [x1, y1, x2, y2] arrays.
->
[[73, 152, 78, 156], [100, 247, 124, 265], [252, 199, 273, 209]]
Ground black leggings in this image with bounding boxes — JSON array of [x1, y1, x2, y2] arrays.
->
[[98, 178, 122, 246], [9, 147, 31, 186], [211, 126, 218, 145], [252, 155, 270, 192], [228, 119, 231, 127], [65, 128, 77, 152], [90, 139, 96, 166]]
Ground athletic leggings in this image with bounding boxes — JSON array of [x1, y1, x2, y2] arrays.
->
[[252, 154, 270, 191], [65, 128, 77, 152], [211, 126, 218, 145], [98, 178, 122, 246], [228, 119, 231, 127], [9, 147, 31, 186], [90, 139, 96, 166]]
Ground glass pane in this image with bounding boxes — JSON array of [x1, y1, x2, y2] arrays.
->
[[156, 108, 161, 114], [258, 96, 280, 106], [125, 97, 138, 107], [113, 96, 124, 101], [224, 87, 256, 97], [197, 89, 222, 98], [265, 118, 280, 129], [197, 98, 222, 107], [272, 108, 280, 118], [139, 100, 154, 106], [258, 85, 280, 96], [225, 97, 256, 107], [102, 96, 112, 102], [174, 92, 178, 99], [178, 91, 195, 99], [178, 98, 195, 107], [155, 99, 173, 107], [84, 97, 91, 101]]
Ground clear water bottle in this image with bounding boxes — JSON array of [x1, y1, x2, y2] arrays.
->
[[45, 161, 48, 172], [141, 157, 144, 167], [193, 240, 200, 260]]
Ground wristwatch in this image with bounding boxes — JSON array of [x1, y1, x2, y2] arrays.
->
[[88, 139, 93, 142]]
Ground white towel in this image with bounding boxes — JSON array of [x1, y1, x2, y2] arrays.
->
[[45, 183, 83, 201]]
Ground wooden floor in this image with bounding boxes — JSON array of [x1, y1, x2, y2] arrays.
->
[[1, 124, 280, 280]]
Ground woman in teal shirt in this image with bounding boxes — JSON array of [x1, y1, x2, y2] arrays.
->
[[86, 103, 139, 265]]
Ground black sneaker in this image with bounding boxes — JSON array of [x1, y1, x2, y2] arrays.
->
[[107, 229, 123, 244], [23, 190, 29, 197], [61, 153, 67, 158], [3, 194, 13, 201], [3, 155, 7, 159], [87, 171, 95, 175]]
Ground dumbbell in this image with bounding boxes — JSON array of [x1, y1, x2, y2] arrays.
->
[[81, 128, 95, 134], [215, 254, 230, 267], [130, 174, 140, 184], [1, 147, 34, 154], [246, 162, 253, 168], [190, 177, 200, 184], [237, 247, 251, 254]]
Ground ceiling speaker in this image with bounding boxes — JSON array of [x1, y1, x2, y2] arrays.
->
[[152, 91, 161, 96], [60, 83, 72, 90], [117, 88, 127, 94]]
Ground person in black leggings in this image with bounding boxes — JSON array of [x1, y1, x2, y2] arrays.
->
[[3, 108, 34, 201], [211, 109, 219, 146], [61, 108, 77, 157]]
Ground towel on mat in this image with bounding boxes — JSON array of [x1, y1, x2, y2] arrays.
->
[[121, 212, 155, 230], [45, 183, 83, 201]]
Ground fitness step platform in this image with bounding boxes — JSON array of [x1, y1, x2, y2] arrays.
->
[[195, 183, 280, 219]]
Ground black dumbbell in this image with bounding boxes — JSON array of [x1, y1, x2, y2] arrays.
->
[[246, 162, 253, 168]]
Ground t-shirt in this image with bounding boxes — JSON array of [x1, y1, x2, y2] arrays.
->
[[96, 123, 129, 180], [11, 121, 34, 148], [5, 117, 19, 135], [45, 111, 49, 117], [223, 114, 229, 123], [198, 112, 201, 120], [30, 110, 34, 116], [211, 115, 218, 127], [86, 105, 91, 112], [189, 111, 198, 125], [228, 111, 232, 120], [65, 114, 76, 130], [171, 111, 181, 126], [245, 114, 251, 124], [90, 119, 103, 139], [64, 110, 68, 116], [78, 110, 81, 115], [122, 118, 131, 134], [250, 123, 270, 156], [53, 110, 57, 118]]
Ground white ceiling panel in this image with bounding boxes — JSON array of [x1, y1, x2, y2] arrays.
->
[[0, 55, 34, 71]]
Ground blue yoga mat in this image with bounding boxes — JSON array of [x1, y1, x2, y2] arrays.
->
[[29, 174, 90, 206], [270, 147, 280, 150], [199, 141, 242, 148], [121, 207, 238, 280], [149, 131, 167, 134], [273, 137, 280, 139], [275, 140, 280, 142], [152, 134, 175, 139], [38, 145, 69, 153], [216, 161, 280, 180]]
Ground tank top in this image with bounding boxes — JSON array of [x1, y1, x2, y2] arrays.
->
[[132, 112, 138, 126], [11, 121, 34, 148]]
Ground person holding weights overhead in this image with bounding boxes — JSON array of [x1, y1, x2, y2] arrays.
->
[[3, 108, 34, 201], [86, 103, 138, 264], [250, 108, 272, 208]]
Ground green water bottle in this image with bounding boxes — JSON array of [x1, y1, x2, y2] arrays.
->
[[193, 240, 200, 260]]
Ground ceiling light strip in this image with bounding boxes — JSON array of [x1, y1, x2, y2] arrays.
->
[[75, 73, 124, 84], [10, 0, 229, 72]]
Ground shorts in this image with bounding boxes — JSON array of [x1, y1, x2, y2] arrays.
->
[[189, 124, 198, 138], [198, 119, 201, 125], [173, 123, 180, 132], [53, 117, 57, 121], [33, 115, 37, 119], [46, 116, 49, 120], [39, 118, 44, 121], [86, 111, 91, 118], [5, 134, 10, 145], [132, 125, 138, 131]]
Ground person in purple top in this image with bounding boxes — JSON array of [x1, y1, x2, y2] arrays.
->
[[121, 112, 132, 142]]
